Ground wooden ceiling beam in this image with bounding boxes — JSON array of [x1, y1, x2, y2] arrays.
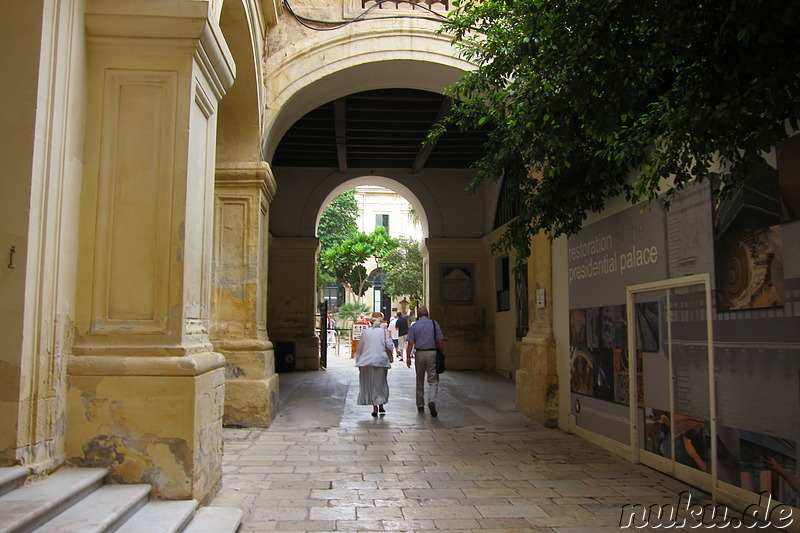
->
[[334, 97, 347, 173], [412, 96, 451, 174]]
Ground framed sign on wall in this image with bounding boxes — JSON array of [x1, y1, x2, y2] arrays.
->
[[440, 263, 474, 305]]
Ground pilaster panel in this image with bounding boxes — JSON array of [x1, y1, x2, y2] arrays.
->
[[97, 72, 175, 330]]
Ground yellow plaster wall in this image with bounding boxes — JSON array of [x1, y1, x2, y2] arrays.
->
[[479, 226, 526, 380], [0, 0, 40, 463]]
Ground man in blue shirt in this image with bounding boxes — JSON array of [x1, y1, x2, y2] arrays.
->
[[405, 307, 445, 417]]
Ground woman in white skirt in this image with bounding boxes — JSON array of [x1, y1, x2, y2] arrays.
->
[[354, 317, 394, 417]]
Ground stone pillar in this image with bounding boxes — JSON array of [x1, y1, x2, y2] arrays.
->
[[421, 238, 488, 370], [212, 163, 279, 427], [515, 232, 559, 427], [67, 1, 234, 500], [268, 237, 320, 371]]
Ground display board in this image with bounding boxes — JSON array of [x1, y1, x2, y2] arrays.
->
[[567, 179, 800, 507]]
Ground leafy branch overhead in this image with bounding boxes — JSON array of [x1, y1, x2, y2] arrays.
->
[[434, 0, 800, 259]]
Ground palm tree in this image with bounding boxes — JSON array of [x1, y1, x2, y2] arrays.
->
[[335, 302, 371, 327]]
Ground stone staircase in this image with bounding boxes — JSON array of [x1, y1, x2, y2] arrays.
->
[[0, 466, 242, 533]]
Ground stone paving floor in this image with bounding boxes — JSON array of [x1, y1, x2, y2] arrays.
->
[[210, 349, 784, 532]]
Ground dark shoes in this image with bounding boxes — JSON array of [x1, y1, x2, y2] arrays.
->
[[418, 404, 438, 416], [379, 406, 385, 415]]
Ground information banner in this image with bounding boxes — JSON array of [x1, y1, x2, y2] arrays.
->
[[568, 203, 667, 308]]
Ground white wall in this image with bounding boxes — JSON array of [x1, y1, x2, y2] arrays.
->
[[354, 185, 423, 241]]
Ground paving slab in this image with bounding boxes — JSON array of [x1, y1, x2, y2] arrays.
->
[[212, 356, 766, 532]]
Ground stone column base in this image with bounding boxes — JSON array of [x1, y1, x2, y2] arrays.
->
[[293, 335, 321, 371], [66, 353, 225, 501], [224, 376, 279, 427], [516, 331, 558, 428], [216, 340, 279, 427], [516, 369, 559, 428]]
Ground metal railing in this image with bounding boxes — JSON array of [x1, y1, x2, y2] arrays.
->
[[361, 1, 449, 11]]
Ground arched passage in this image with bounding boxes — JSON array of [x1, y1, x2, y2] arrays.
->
[[268, 105, 494, 376], [264, 13, 501, 384]]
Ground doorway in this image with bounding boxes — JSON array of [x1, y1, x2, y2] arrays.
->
[[627, 274, 716, 494]]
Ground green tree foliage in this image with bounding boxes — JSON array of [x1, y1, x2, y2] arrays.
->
[[434, 0, 800, 260], [317, 189, 359, 288], [319, 226, 399, 297], [319, 189, 358, 250], [382, 237, 424, 300]]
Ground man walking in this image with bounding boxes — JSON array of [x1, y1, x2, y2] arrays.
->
[[405, 307, 444, 417]]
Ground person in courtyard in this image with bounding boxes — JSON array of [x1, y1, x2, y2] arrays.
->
[[396, 310, 410, 361], [388, 312, 401, 360], [326, 314, 336, 348], [354, 315, 394, 417], [405, 306, 444, 417]]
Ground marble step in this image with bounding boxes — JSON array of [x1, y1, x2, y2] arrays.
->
[[33, 484, 150, 533], [0, 467, 242, 533], [182, 507, 244, 533], [0, 467, 29, 499], [0, 467, 107, 533], [115, 499, 198, 533]]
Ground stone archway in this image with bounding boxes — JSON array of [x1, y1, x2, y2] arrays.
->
[[269, 173, 437, 372], [217, 0, 266, 165], [265, 60, 468, 163], [262, 18, 474, 162], [316, 178, 429, 310], [267, 162, 492, 371], [311, 175, 432, 239], [260, 12, 490, 370]]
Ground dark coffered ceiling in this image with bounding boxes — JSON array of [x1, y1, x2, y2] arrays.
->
[[271, 88, 488, 172]]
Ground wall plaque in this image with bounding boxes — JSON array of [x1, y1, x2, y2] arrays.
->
[[440, 263, 474, 304]]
